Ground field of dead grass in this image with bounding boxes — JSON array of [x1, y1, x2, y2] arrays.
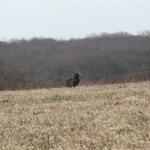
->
[[0, 82, 150, 150]]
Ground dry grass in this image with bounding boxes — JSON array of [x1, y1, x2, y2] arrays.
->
[[0, 82, 150, 150]]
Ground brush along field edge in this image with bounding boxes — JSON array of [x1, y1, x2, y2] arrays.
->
[[0, 82, 150, 149]]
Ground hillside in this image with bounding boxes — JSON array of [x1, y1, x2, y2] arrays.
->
[[0, 82, 150, 149], [0, 32, 150, 90]]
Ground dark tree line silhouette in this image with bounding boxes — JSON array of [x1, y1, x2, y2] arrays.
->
[[0, 32, 150, 90]]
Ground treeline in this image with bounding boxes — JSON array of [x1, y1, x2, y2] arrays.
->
[[0, 32, 150, 90]]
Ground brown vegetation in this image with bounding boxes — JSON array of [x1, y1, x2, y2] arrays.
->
[[0, 32, 150, 89], [0, 81, 150, 149]]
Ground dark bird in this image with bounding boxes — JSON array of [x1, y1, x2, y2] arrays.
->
[[66, 73, 81, 87]]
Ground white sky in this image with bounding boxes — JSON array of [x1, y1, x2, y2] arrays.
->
[[0, 0, 150, 40]]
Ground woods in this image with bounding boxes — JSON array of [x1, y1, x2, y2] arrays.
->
[[0, 32, 150, 90]]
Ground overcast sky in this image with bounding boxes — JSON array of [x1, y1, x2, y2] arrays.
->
[[0, 0, 150, 40]]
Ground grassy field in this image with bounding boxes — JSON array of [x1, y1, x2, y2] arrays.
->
[[0, 82, 150, 150]]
